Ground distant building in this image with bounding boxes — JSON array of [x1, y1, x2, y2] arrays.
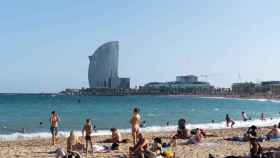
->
[[142, 75, 213, 94], [231, 81, 280, 97], [261, 81, 280, 96], [176, 75, 198, 83], [88, 41, 130, 89], [231, 82, 257, 96]]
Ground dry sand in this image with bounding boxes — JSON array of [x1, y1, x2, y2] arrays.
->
[[1, 127, 280, 158]]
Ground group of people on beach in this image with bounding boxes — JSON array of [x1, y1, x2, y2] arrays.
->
[[49, 108, 280, 158]]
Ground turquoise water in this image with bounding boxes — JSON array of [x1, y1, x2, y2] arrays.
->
[[0, 94, 280, 139]]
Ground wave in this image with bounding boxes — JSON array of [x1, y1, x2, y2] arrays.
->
[[199, 96, 280, 104], [1, 118, 280, 141]]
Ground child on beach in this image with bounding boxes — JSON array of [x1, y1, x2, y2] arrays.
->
[[225, 114, 235, 128], [82, 118, 94, 156], [50, 111, 60, 145], [130, 108, 141, 145]]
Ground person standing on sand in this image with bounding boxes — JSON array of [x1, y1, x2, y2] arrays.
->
[[225, 114, 235, 128], [130, 108, 141, 145], [50, 111, 60, 145], [82, 118, 94, 156]]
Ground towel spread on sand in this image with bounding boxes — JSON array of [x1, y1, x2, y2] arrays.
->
[[92, 145, 111, 153]]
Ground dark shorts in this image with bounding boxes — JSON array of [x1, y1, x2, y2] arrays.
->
[[50, 127, 58, 136], [111, 143, 119, 150], [85, 135, 91, 141]]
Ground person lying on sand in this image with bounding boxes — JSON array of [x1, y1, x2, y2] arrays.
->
[[191, 128, 218, 137], [267, 124, 280, 139], [129, 133, 155, 158], [187, 128, 204, 144], [224, 125, 267, 142], [53, 148, 82, 158], [67, 130, 84, 152]]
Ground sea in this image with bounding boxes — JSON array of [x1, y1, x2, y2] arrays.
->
[[1, 94, 280, 141]]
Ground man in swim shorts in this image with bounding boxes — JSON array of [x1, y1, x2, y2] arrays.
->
[[50, 111, 60, 145], [82, 118, 94, 156], [130, 108, 141, 145]]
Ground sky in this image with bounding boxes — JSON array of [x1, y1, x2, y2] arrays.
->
[[1, 0, 280, 93]]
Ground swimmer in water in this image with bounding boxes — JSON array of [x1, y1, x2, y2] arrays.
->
[[241, 111, 248, 121], [140, 120, 146, 128], [225, 114, 235, 128]]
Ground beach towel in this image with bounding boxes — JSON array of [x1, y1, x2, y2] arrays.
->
[[92, 144, 112, 153]]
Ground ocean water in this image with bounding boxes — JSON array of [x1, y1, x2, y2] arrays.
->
[[1, 94, 280, 141]]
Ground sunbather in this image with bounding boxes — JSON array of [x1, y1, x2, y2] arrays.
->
[[172, 118, 191, 139], [67, 130, 83, 152], [129, 133, 155, 158], [55, 148, 82, 158], [187, 128, 203, 144], [111, 128, 122, 150], [267, 124, 280, 139]]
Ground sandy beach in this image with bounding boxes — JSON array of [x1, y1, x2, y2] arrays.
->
[[1, 127, 280, 158]]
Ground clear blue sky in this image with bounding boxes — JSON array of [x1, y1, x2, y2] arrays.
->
[[1, 0, 280, 93]]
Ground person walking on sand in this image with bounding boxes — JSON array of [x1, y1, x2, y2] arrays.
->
[[50, 111, 60, 145], [225, 114, 235, 128], [82, 118, 94, 156], [130, 108, 141, 145]]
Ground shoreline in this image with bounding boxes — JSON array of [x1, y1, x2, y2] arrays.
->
[[2, 117, 280, 142]]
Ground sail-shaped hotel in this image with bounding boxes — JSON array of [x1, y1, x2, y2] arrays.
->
[[88, 41, 130, 89]]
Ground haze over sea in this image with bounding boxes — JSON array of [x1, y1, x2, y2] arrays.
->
[[1, 94, 280, 141]]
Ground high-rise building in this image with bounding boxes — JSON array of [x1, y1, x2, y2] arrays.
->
[[88, 41, 130, 89]]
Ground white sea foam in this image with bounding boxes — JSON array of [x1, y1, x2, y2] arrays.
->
[[199, 96, 280, 104], [1, 118, 280, 141]]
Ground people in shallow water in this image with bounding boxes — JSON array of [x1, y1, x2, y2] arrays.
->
[[241, 111, 248, 121], [225, 114, 235, 128], [166, 121, 170, 126], [140, 120, 146, 128], [261, 112, 266, 121]]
